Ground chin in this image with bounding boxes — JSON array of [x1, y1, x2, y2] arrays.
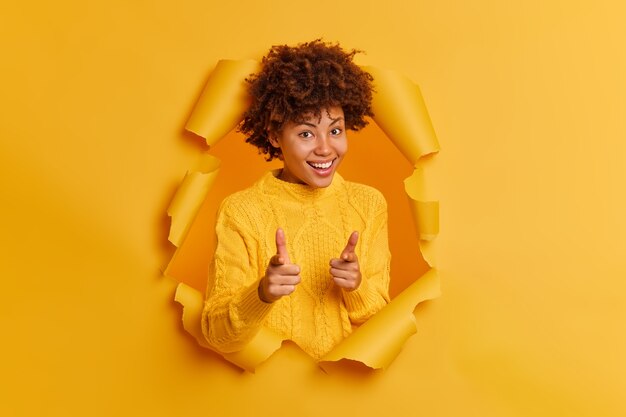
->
[[308, 175, 335, 189]]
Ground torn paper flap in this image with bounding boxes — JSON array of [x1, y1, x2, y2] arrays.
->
[[319, 269, 441, 371], [167, 154, 220, 247], [409, 200, 439, 241], [404, 166, 440, 267], [404, 157, 439, 202], [419, 240, 437, 270], [185, 59, 260, 147], [174, 283, 283, 373], [174, 282, 211, 348], [363, 65, 440, 166]]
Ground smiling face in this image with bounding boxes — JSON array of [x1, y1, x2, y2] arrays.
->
[[269, 106, 347, 189]]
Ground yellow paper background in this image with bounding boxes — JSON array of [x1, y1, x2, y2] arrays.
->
[[2, 1, 625, 416]]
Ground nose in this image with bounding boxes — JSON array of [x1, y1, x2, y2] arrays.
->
[[314, 134, 332, 156]]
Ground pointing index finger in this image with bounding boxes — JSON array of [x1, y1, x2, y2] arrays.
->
[[275, 228, 291, 264], [341, 231, 359, 261]]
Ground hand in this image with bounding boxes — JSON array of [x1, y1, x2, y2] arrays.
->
[[259, 228, 301, 303], [330, 231, 362, 291]]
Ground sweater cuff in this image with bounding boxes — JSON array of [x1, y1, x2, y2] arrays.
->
[[235, 280, 274, 326], [342, 278, 381, 314]]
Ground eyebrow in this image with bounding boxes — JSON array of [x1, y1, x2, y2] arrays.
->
[[295, 116, 344, 128]]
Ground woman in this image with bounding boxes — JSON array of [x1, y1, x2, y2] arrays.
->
[[202, 40, 391, 360]]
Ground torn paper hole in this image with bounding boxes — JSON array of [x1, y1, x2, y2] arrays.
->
[[166, 59, 441, 372]]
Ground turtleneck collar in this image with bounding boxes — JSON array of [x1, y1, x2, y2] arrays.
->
[[259, 169, 344, 201]]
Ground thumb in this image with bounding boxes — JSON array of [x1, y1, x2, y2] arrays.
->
[[275, 228, 291, 264], [340, 231, 359, 261]]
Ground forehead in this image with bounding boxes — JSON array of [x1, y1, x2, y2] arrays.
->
[[292, 106, 344, 125]]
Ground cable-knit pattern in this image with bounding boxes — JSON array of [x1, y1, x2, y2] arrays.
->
[[202, 170, 391, 359]]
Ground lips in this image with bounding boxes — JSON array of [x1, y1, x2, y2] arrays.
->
[[307, 160, 334, 169], [306, 158, 337, 178]]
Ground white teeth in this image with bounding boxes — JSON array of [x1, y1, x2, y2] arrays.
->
[[310, 161, 332, 169]]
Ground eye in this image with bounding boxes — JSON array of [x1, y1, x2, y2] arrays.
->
[[298, 131, 314, 139], [330, 128, 343, 136]]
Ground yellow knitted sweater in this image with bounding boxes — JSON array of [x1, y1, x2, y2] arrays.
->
[[202, 170, 391, 359]]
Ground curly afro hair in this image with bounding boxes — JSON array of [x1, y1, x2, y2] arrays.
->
[[239, 39, 374, 161]]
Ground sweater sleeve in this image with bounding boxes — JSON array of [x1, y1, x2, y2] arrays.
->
[[342, 192, 391, 324], [201, 197, 274, 353]]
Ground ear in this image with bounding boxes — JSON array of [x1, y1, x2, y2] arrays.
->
[[268, 131, 281, 149]]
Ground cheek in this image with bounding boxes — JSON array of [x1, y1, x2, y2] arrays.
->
[[337, 139, 348, 156], [282, 146, 308, 165]]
